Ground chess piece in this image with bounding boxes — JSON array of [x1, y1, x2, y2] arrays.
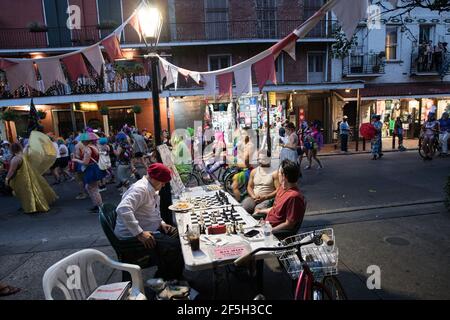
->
[[231, 205, 236, 213]]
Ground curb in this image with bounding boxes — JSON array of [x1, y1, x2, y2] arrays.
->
[[318, 148, 419, 157], [306, 199, 444, 216]]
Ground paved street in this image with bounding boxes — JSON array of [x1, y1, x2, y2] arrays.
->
[[0, 151, 449, 300]]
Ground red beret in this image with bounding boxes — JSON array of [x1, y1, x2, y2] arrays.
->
[[147, 163, 172, 183]]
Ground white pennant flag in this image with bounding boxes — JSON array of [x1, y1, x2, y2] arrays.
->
[[83, 45, 105, 75], [189, 72, 202, 85], [332, 0, 369, 40], [159, 59, 179, 89], [202, 74, 216, 98], [282, 40, 296, 61], [234, 66, 252, 97], [35, 58, 67, 91]]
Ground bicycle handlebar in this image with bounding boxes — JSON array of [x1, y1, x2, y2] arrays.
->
[[233, 233, 331, 267]]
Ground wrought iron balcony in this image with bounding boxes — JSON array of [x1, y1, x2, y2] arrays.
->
[[410, 46, 450, 77], [342, 53, 385, 77], [0, 19, 336, 50]]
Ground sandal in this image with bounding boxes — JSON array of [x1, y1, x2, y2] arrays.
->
[[157, 285, 189, 300], [0, 285, 21, 297]]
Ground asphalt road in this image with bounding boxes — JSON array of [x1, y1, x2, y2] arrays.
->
[[0, 151, 449, 300]]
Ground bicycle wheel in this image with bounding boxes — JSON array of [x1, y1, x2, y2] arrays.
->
[[223, 171, 235, 194], [418, 137, 426, 159], [320, 276, 347, 300], [179, 172, 200, 188]]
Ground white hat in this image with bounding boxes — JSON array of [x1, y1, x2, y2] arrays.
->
[[2, 140, 10, 145]]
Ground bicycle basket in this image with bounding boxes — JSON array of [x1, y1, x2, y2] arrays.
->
[[274, 228, 339, 280]]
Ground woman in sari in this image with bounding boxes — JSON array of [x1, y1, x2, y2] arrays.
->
[[5, 142, 57, 213]]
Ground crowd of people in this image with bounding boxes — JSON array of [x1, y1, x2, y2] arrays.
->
[[417, 41, 448, 73]]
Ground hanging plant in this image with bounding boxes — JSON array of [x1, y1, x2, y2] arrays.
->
[[132, 105, 142, 114], [100, 106, 109, 116], [331, 26, 358, 59], [27, 21, 48, 32], [0, 109, 18, 122], [37, 110, 47, 120]]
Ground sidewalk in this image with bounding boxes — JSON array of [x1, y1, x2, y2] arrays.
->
[[318, 138, 419, 156]]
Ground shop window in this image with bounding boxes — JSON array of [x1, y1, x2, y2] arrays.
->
[[205, 0, 229, 40], [385, 26, 399, 60], [256, 0, 277, 38], [208, 55, 231, 71]]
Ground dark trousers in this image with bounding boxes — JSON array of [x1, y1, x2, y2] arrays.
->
[[159, 182, 174, 225], [340, 134, 348, 152], [151, 231, 184, 280]]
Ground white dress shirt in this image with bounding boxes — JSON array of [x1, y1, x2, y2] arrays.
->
[[114, 177, 163, 238]]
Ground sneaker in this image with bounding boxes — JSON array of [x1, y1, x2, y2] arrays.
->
[[304, 165, 311, 170], [88, 206, 99, 214], [99, 186, 107, 192], [317, 165, 324, 170], [76, 193, 88, 200]]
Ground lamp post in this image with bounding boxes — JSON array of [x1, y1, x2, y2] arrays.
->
[[138, 3, 163, 146]]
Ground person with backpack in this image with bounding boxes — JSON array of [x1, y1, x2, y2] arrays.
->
[[114, 132, 134, 195], [97, 137, 112, 192]]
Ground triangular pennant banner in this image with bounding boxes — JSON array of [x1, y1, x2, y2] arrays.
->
[[61, 53, 90, 82], [129, 14, 142, 42], [332, 0, 369, 40], [101, 35, 124, 62], [159, 59, 179, 89], [202, 74, 216, 98], [270, 32, 298, 60], [234, 66, 252, 97], [253, 54, 277, 92], [82, 45, 105, 75], [4, 60, 38, 91], [189, 72, 202, 85], [0, 58, 17, 70], [217, 72, 233, 99], [35, 58, 67, 91]]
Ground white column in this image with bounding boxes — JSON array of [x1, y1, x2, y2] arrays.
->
[[103, 115, 109, 136]]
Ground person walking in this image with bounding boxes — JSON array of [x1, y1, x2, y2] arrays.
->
[[304, 122, 324, 170], [114, 132, 134, 195], [394, 117, 406, 151], [73, 132, 105, 213], [371, 115, 383, 160], [280, 122, 299, 163], [339, 116, 351, 153], [439, 112, 450, 156]]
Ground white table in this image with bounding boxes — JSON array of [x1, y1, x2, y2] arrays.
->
[[173, 188, 279, 298]]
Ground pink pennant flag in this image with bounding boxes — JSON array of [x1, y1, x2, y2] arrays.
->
[[129, 14, 142, 42], [4, 60, 38, 91], [0, 58, 17, 70], [253, 54, 277, 92], [234, 66, 252, 97], [35, 58, 67, 91], [270, 32, 298, 60], [61, 53, 90, 82], [83, 45, 105, 75], [217, 72, 233, 99], [101, 35, 124, 62]]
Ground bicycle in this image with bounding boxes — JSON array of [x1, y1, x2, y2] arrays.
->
[[179, 161, 236, 188], [418, 132, 441, 159], [234, 228, 347, 300]]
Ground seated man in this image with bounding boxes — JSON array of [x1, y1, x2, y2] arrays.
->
[[254, 159, 306, 234], [231, 135, 255, 201], [242, 152, 279, 214], [114, 163, 184, 280]]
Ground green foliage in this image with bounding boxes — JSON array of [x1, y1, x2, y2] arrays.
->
[[114, 61, 145, 75], [132, 105, 142, 114], [97, 20, 119, 30], [331, 25, 358, 59], [100, 106, 109, 116], [27, 21, 48, 32], [37, 110, 47, 120], [0, 109, 18, 122]]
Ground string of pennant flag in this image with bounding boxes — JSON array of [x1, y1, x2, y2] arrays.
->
[[0, 0, 388, 99]]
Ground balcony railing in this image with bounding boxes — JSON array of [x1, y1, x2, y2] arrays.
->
[[0, 72, 151, 101], [342, 53, 385, 77], [410, 47, 450, 76], [0, 20, 336, 50]]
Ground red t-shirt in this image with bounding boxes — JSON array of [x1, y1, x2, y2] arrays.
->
[[266, 187, 306, 228]]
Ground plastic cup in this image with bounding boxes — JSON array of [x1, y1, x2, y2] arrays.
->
[[188, 225, 200, 251]]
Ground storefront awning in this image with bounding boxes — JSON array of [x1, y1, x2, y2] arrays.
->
[[161, 81, 365, 98], [335, 82, 450, 101]]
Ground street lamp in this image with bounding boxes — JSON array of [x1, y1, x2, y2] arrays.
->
[[138, 2, 163, 145]]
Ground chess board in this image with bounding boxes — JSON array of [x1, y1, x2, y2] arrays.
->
[[190, 191, 239, 210], [190, 206, 244, 227]]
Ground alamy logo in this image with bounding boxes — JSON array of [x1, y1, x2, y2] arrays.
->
[[367, 265, 381, 290], [67, 5, 81, 30], [66, 265, 81, 290]]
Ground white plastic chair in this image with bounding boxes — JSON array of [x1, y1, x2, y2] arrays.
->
[[42, 249, 146, 300]]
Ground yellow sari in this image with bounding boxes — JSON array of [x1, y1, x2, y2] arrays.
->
[[9, 131, 58, 213]]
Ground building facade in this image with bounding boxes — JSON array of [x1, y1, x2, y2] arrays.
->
[[0, 0, 449, 145]]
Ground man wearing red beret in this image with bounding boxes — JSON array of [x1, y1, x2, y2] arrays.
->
[[114, 163, 184, 280]]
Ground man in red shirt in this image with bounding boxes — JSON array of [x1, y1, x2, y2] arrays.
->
[[254, 159, 306, 233]]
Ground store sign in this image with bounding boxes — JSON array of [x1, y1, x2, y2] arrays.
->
[[269, 92, 276, 107]]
